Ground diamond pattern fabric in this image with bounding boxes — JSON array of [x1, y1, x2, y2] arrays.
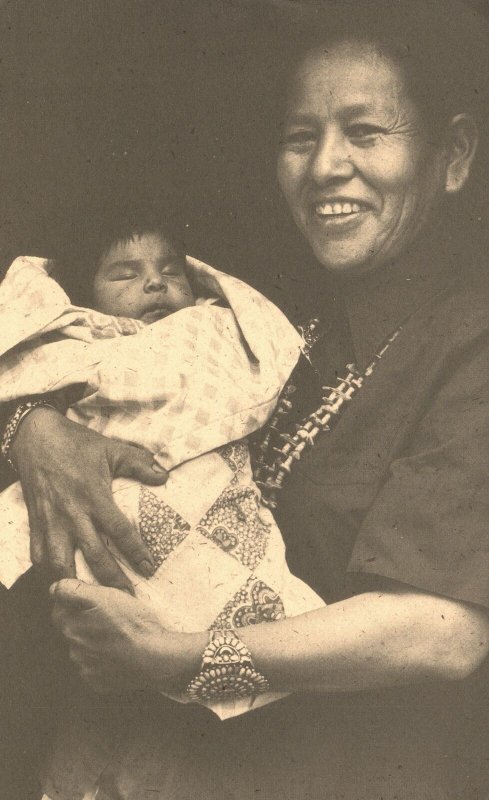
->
[[139, 487, 191, 569]]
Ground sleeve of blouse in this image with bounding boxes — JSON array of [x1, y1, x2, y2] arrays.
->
[[347, 339, 489, 608]]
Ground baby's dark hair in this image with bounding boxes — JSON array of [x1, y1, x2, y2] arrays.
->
[[54, 197, 189, 307]]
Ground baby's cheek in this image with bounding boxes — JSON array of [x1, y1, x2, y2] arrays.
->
[[177, 284, 196, 307], [114, 285, 136, 304]]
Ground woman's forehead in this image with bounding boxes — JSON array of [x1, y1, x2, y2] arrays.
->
[[287, 41, 410, 119]]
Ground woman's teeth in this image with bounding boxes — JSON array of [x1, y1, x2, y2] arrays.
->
[[316, 202, 361, 216]]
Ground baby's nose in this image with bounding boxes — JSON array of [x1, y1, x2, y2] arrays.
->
[[144, 271, 167, 292]]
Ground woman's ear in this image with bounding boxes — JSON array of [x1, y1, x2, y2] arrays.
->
[[444, 113, 479, 194]]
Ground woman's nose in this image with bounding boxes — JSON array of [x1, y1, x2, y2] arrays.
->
[[144, 270, 167, 293], [308, 131, 354, 185]]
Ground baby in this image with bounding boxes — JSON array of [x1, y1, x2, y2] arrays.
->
[[0, 212, 325, 799]]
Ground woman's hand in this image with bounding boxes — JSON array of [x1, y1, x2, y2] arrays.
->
[[50, 579, 205, 694], [10, 406, 168, 593]]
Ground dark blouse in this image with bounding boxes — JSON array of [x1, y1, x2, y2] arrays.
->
[[278, 249, 489, 613]]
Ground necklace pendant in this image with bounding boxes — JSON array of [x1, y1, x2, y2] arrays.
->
[[298, 318, 324, 357]]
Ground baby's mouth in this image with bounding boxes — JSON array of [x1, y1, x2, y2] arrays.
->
[[141, 306, 170, 322]]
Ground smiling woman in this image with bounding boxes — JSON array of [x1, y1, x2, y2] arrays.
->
[[3, 1, 489, 799], [277, 40, 470, 274]]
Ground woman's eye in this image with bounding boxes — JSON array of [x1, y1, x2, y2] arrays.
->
[[281, 129, 316, 149], [347, 124, 387, 142]]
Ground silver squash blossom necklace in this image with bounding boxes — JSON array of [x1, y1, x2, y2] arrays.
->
[[253, 319, 402, 510]]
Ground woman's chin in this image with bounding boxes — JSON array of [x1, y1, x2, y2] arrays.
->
[[312, 249, 383, 278]]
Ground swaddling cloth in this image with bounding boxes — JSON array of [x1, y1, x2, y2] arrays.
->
[[0, 440, 324, 718], [0, 255, 303, 470]]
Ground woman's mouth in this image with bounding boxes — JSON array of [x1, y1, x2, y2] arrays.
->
[[315, 200, 369, 217], [317, 201, 360, 215], [312, 201, 370, 228]]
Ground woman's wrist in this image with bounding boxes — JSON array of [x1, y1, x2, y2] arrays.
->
[[151, 629, 208, 694], [8, 404, 64, 473], [1, 389, 71, 473], [153, 627, 272, 703], [145, 627, 271, 700]]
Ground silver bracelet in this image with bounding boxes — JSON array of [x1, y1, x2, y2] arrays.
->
[[186, 629, 270, 702], [1, 399, 58, 472]]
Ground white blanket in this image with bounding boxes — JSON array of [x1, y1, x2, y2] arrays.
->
[[0, 255, 302, 469]]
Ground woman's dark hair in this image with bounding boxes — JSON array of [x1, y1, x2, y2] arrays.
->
[[53, 195, 188, 307], [272, 0, 489, 140]]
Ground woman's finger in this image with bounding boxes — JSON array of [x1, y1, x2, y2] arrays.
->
[[28, 525, 46, 567], [23, 485, 47, 566], [95, 502, 155, 579], [74, 518, 136, 594], [45, 525, 77, 580], [33, 493, 77, 578], [50, 578, 97, 610], [108, 440, 169, 486]]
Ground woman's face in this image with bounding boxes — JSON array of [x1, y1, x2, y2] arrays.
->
[[277, 42, 449, 275]]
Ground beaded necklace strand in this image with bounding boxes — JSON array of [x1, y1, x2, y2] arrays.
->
[[254, 320, 401, 510]]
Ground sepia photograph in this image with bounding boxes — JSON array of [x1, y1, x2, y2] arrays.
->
[[0, 1, 489, 797]]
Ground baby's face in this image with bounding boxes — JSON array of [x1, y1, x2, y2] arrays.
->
[[92, 232, 195, 322]]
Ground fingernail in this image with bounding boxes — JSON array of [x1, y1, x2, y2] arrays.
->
[[140, 559, 155, 578], [152, 462, 166, 474]]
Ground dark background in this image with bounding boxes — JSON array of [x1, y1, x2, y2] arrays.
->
[[0, 0, 488, 315], [0, 1, 291, 293]]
